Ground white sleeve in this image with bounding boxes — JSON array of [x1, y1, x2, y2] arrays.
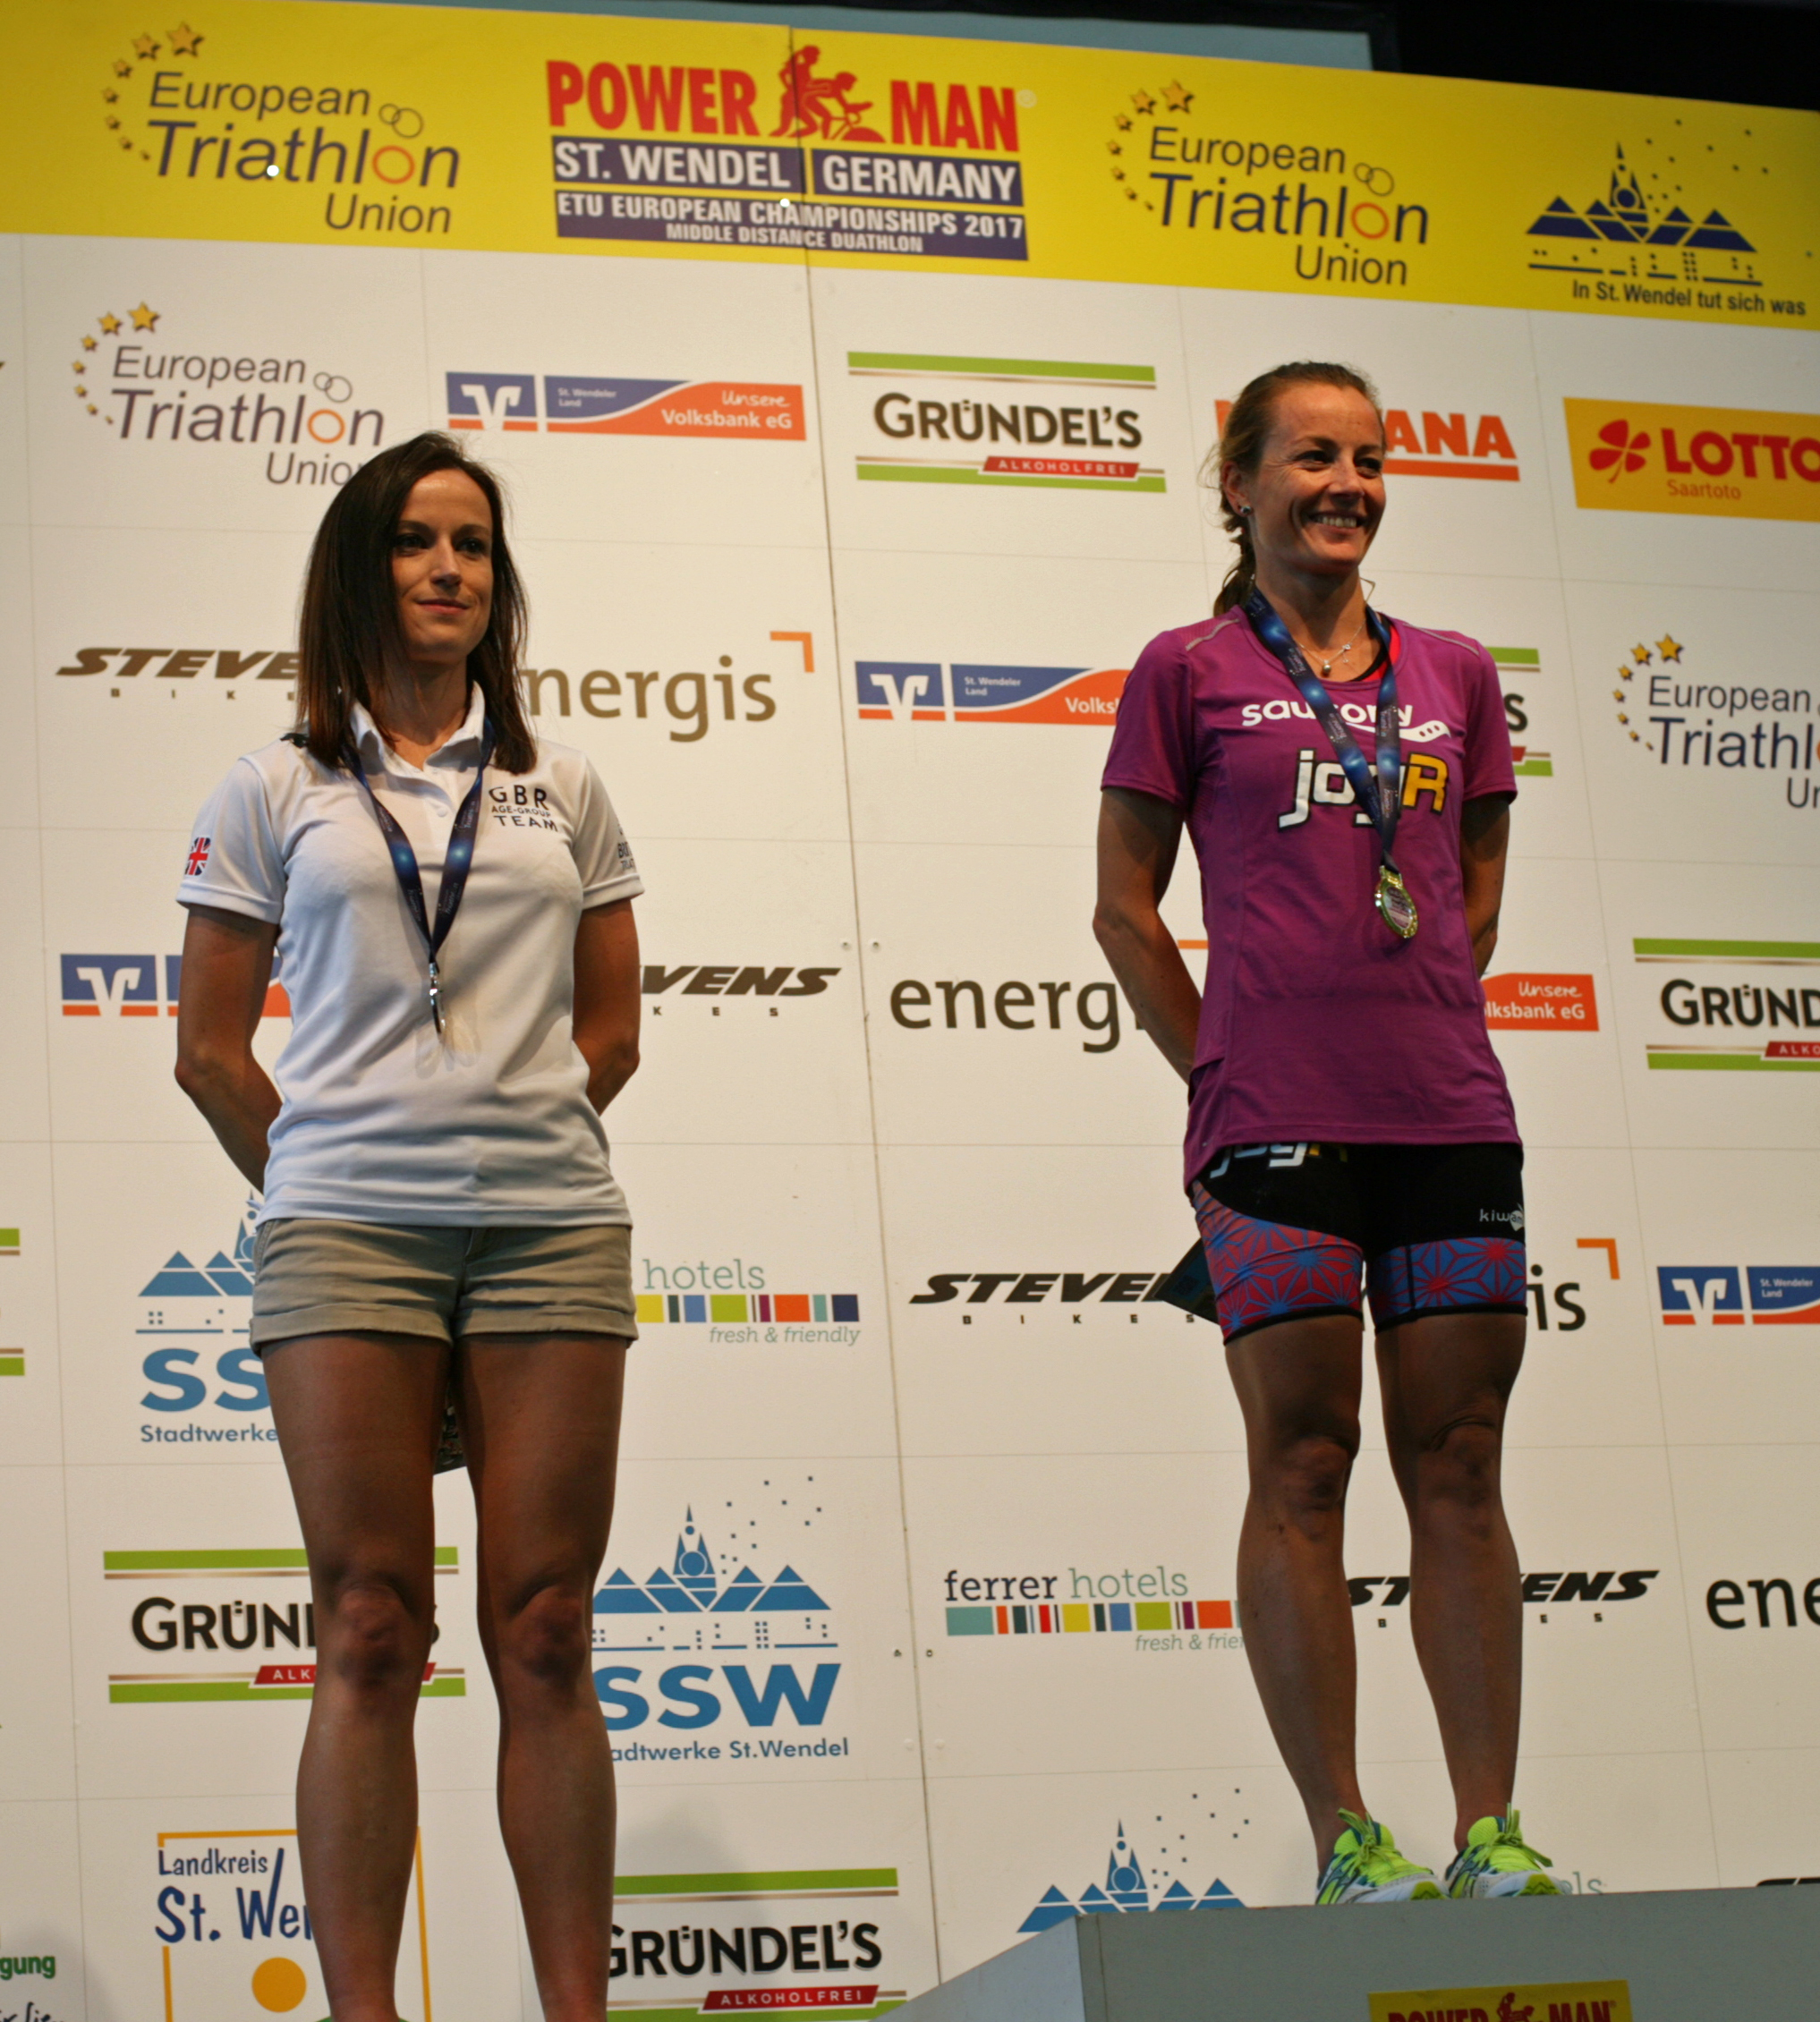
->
[[176, 755, 286, 923], [572, 760, 644, 907]]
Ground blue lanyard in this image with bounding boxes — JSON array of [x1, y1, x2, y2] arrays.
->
[[1244, 588, 1401, 869], [344, 717, 496, 1032]]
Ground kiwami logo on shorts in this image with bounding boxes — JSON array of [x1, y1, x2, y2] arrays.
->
[[446, 371, 804, 439], [1634, 938, 1820, 1070], [1656, 1265, 1820, 1325], [593, 1502, 846, 1757], [1020, 1820, 1242, 1931]]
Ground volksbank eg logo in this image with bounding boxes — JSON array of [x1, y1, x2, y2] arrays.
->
[[62, 954, 289, 1020], [855, 659, 1128, 725], [593, 1504, 846, 1755], [446, 371, 804, 439], [1657, 1265, 1820, 1325]]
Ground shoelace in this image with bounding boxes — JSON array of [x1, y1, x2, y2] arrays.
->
[[1467, 1810, 1554, 1873], [1334, 1809, 1412, 1884]]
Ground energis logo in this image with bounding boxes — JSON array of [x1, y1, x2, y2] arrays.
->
[[138, 1205, 279, 1449], [1104, 80, 1431, 294], [1493, 648, 1552, 777], [852, 353, 1160, 491], [1565, 397, 1820, 522], [1634, 937, 1820, 1071], [97, 20, 462, 240], [856, 660, 1129, 725], [944, 1562, 1235, 1645], [1657, 1265, 1820, 1326], [446, 370, 804, 441], [157, 1826, 430, 2022], [521, 628, 814, 742], [547, 45, 1028, 259], [1020, 1821, 1242, 1931], [65, 302, 380, 489], [62, 954, 288, 1019], [107, 1546, 463, 1703], [593, 1500, 848, 1761], [1217, 397, 1518, 480], [612, 1867, 897, 2011]]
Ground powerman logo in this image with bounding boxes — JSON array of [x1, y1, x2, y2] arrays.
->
[[855, 660, 1127, 725], [593, 1501, 847, 1762], [1656, 1265, 1820, 1325], [1566, 397, 1820, 521], [853, 353, 1158, 490], [1020, 1821, 1241, 1930], [1633, 938, 1820, 1069], [446, 370, 804, 439]]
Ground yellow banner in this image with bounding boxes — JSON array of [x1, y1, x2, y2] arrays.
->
[[1566, 396, 1820, 520], [6, 1, 1817, 326], [1369, 1981, 1632, 2022]]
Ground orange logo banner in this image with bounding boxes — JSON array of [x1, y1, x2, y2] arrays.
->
[[1566, 397, 1820, 522], [1484, 974, 1599, 1031]]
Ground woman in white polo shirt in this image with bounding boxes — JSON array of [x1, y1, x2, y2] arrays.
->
[[176, 433, 641, 2022]]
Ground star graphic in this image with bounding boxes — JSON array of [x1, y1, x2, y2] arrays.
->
[[167, 21, 203, 55], [73, 385, 86, 398], [1131, 89, 1156, 115], [120, 137, 133, 149], [1618, 712, 1629, 724], [87, 404, 98, 415], [1612, 689, 1625, 701], [1629, 731, 1639, 742], [1656, 633, 1684, 660], [103, 89, 118, 103], [1162, 80, 1194, 112], [1113, 115, 1132, 132], [72, 361, 87, 374], [1631, 643, 1652, 664], [106, 116, 120, 130], [99, 312, 122, 334], [113, 58, 132, 76], [129, 302, 159, 330], [1107, 140, 1122, 155], [81, 335, 97, 350], [132, 33, 160, 57]]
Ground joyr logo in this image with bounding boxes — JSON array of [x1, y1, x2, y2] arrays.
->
[[1565, 398, 1820, 520], [1633, 938, 1820, 1070], [446, 370, 804, 439], [854, 353, 1157, 490], [1656, 1264, 1819, 1325]]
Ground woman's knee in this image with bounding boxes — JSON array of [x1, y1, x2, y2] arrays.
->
[[494, 1580, 594, 1694], [1413, 1415, 1505, 1507], [1254, 1425, 1360, 1524], [315, 1577, 433, 1695]]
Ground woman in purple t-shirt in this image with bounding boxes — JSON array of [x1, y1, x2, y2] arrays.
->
[[1095, 361, 1565, 1907]]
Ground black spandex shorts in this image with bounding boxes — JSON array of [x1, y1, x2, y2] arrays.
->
[[1190, 1142, 1527, 1344]]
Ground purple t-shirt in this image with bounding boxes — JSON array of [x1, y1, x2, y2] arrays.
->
[[1101, 607, 1519, 1186]]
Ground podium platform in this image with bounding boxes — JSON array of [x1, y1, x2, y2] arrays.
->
[[894, 1886, 1819, 2021]]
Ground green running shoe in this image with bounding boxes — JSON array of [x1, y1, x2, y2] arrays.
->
[[1445, 1811, 1569, 1899], [1315, 1811, 1444, 1904]]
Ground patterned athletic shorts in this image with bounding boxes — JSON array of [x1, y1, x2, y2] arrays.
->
[[1190, 1142, 1527, 1345]]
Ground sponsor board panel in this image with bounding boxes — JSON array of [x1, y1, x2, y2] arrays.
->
[[0, 1800, 84, 2022], [31, 522, 307, 834], [1561, 580, 1820, 866], [1339, 1441, 1700, 1770], [591, 1458, 919, 1790], [1631, 1147, 1820, 1449], [879, 1143, 1237, 1462], [832, 544, 1209, 850], [1670, 1444, 1820, 1752], [0, 1145, 69, 1465], [1365, 565, 1594, 863], [855, 841, 1179, 1151], [1528, 308, 1820, 592], [511, 539, 847, 846], [0, 1467, 80, 1805], [0, 527, 43, 833], [1704, 1747, 1820, 1888], [614, 1141, 897, 1463], [0, 828, 55, 1141], [0, 234, 30, 528], [73, 1793, 435, 2022], [62, 1462, 489, 1801], [1595, 857, 1820, 1146], [901, 1451, 1267, 1781], [608, 836, 873, 1150], [608, 1777, 939, 2015], [1177, 289, 1561, 583], [1481, 857, 1629, 1151], [21, 233, 430, 534], [808, 266, 1205, 560], [422, 247, 831, 554]]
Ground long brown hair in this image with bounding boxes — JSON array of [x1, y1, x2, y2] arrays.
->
[[1205, 362, 1383, 614], [294, 432, 536, 773]]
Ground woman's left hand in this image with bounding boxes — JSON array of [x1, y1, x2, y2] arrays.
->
[[1460, 795, 1511, 979], [574, 897, 641, 1110]]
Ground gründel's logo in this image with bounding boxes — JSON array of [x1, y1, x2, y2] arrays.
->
[[1632, 938, 1820, 1071], [1565, 397, 1820, 521], [67, 302, 382, 489], [446, 370, 804, 440]]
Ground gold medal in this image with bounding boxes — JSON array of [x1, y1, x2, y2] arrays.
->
[[1375, 864, 1418, 940]]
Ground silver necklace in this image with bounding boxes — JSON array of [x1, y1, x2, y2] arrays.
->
[[1294, 615, 1366, 676]]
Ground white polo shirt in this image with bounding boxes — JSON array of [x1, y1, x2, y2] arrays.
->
[[178, 690, 642, 1227]]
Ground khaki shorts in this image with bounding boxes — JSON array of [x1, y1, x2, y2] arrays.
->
[[251, 1219, 637, 1350]]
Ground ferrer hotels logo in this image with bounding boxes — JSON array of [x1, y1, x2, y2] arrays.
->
[[1566, 397, 1820, 521]]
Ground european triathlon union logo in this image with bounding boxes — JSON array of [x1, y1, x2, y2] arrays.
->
[[1018, 1823, 1241, 1931], [594, 1506, 835, 1653]]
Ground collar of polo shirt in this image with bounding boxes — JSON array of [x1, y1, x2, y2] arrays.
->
[[351, 684, 484, 771]]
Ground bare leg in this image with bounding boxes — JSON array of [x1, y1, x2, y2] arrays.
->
[[458, 1334, 627, 2022], [1375, 1313, 1527, 1850], [1225, 1314, 1368, 1864], [265, 1332, 448, 2022]]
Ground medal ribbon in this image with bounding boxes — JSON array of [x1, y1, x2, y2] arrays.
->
[[344, 713, 496, 1032], [1243, 588, 1402, 871]]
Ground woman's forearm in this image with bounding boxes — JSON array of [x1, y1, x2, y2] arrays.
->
[[583, 1036, 639, 1114], [175, 1052, 280, 1190], [1093, 905, 1202, 1083]]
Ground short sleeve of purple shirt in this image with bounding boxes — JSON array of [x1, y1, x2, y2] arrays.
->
[[1102, 607, 1519, 1188]]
